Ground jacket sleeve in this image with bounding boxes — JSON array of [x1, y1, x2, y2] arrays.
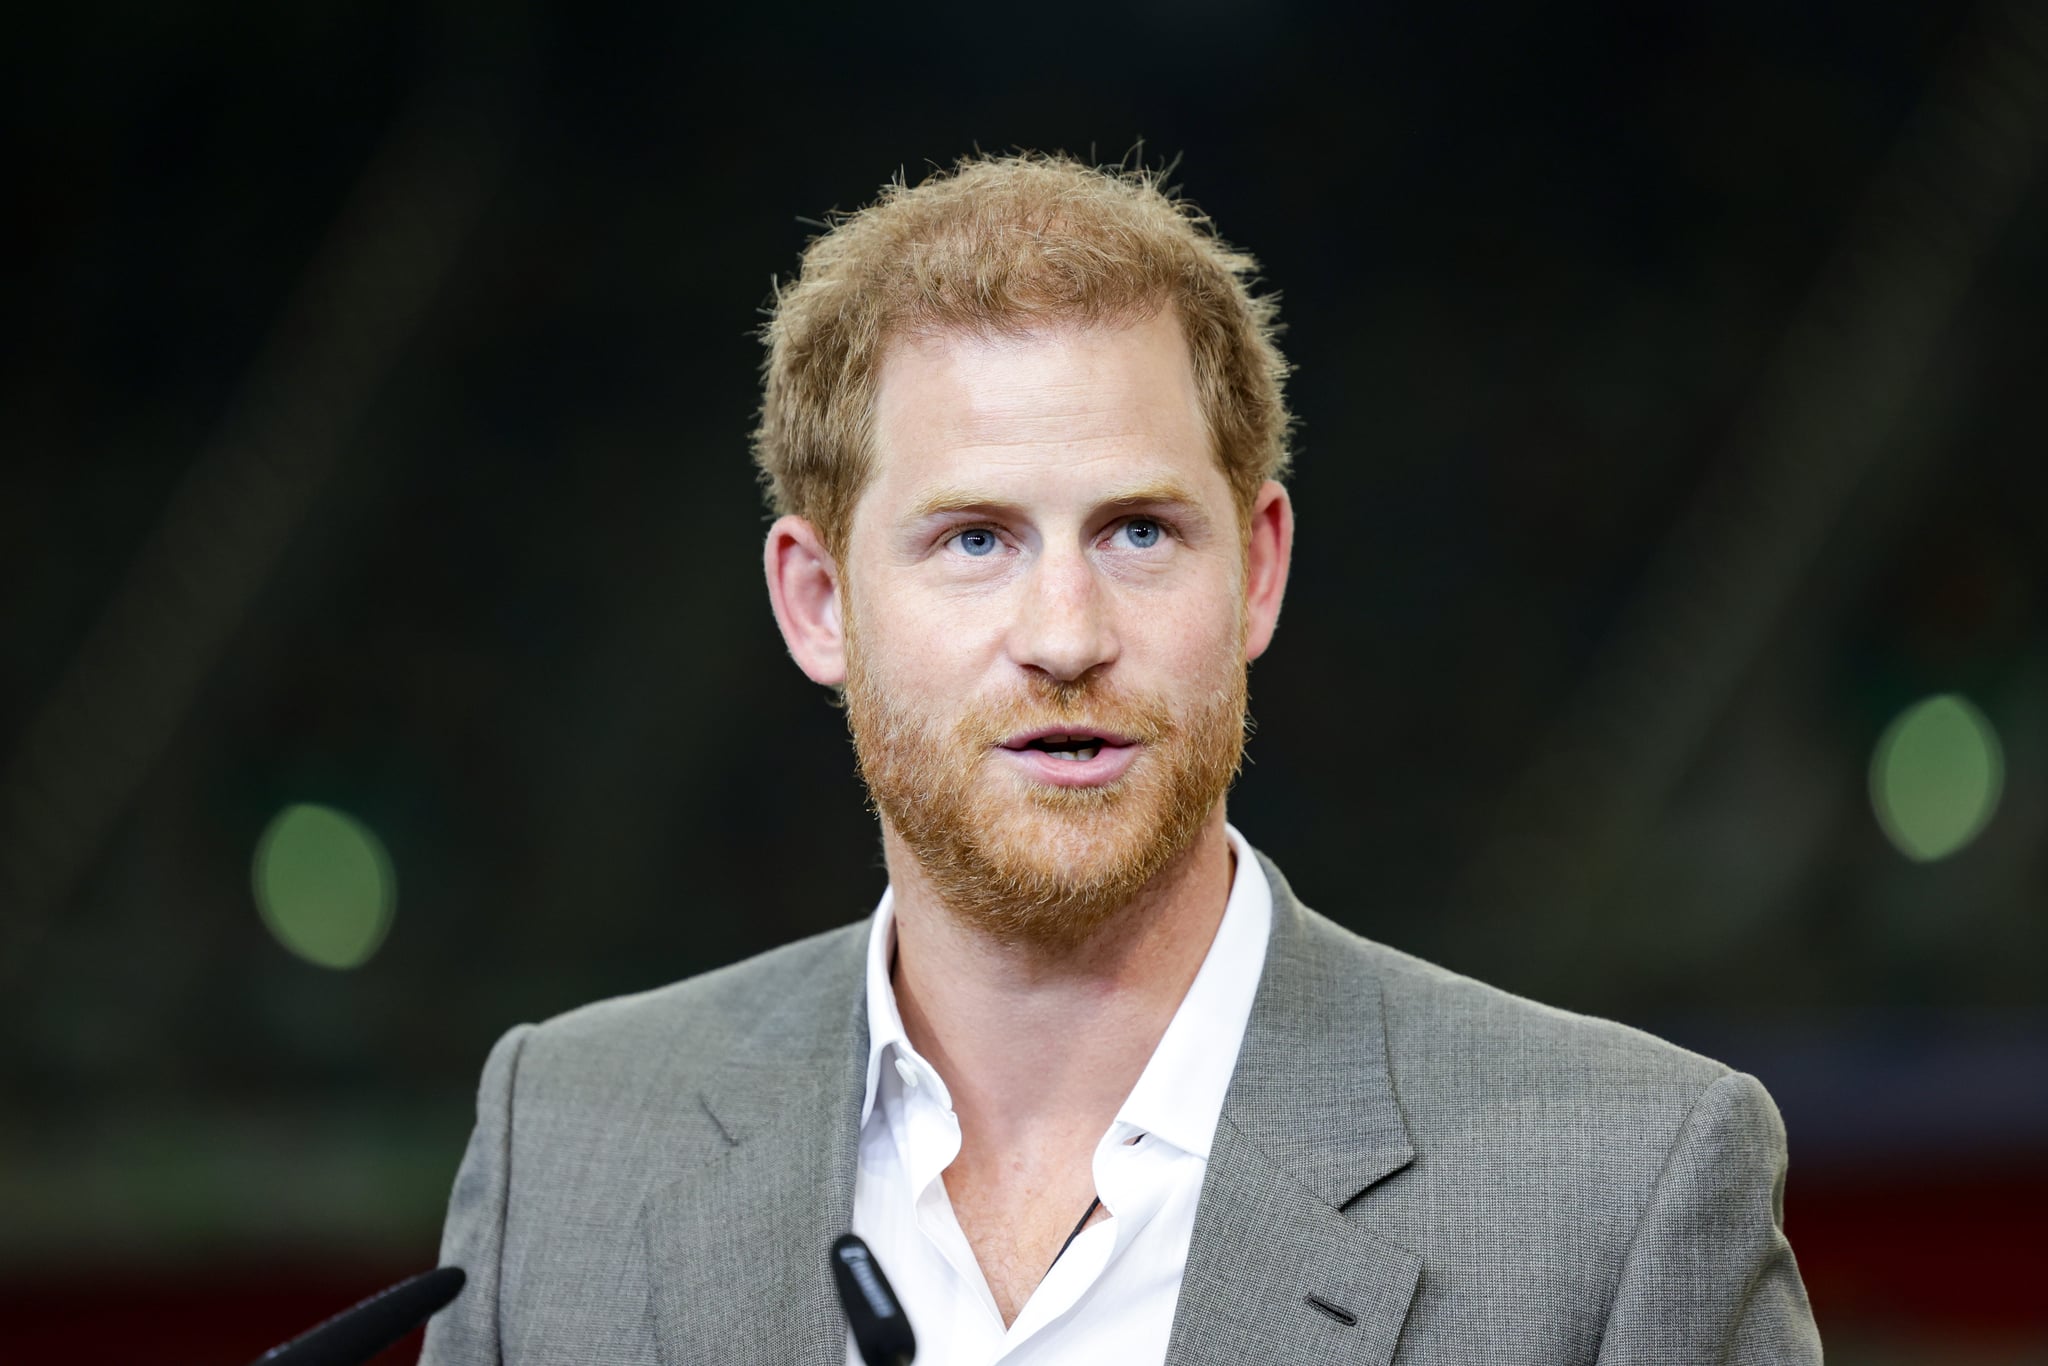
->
[[1593, 1069, 1823, 1364], [420, 1024, 534, 1366]]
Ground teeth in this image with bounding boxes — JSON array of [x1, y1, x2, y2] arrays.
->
[[1053, 745, 1101, 761]]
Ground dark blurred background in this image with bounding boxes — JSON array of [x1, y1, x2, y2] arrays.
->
[[4, 0, 2045, 1361]]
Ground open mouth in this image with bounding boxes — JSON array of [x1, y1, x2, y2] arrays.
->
[[1000, 729, 1136, 763], [1026, 734, 1104, 762]]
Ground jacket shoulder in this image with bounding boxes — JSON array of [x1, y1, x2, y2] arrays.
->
[[1354, 925, 1732, 1094], [1272, 905, 1806, 1357], [1256, 849, 1732, 1097], [1276, 896, 1745, 1165], [514, 919, 871, 1087]]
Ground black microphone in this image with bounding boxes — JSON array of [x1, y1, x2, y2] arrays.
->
[[831, 1235, 916, 1366], [250, 1266, 466, 1366]]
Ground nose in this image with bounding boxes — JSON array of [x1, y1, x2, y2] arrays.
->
[[1007, 544, 1119, 682]]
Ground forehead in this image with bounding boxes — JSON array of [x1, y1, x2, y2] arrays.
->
[[860, 310, 1220, 514]]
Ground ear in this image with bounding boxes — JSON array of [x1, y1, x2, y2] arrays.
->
[[764, 515, 846, 686], [1242, 481, 1294, 662]]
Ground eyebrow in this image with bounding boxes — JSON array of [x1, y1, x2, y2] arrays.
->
[[904, 477, 1207, 523]]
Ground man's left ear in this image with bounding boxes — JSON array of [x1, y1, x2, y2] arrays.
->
[[1243, 480, 1294, 662]]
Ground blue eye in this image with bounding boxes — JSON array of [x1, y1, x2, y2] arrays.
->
[[1122, 519, 1163, 549], [955, 528, 999, 557]]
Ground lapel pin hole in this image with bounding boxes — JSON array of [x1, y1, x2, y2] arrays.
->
[[1304, 1293, 1358, 1327]]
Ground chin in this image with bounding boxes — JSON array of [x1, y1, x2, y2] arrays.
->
[[923, 788, 1212, 951]]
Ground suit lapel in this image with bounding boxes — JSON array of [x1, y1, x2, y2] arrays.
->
[[641, 929, 870, 1366], [634, 854, 1419, 1366], [1166, 854, 1422, 1365]]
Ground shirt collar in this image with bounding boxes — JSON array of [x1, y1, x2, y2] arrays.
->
[[859, 822, 1274, 1160], [860, 882, 914, 1128]]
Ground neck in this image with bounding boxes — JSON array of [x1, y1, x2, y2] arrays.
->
[[882, 809, 1237, 1148]]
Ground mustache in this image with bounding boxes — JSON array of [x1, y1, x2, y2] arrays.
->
[[953, 674, 1177, 749]]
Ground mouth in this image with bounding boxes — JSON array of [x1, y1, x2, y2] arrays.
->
[[998, 728, 1139, 764]]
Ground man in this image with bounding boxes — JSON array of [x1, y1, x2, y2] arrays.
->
[[423, 154, 1820, 1364]]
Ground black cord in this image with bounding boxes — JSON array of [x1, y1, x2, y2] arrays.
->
[[1045, 1195, 1103, 1278]]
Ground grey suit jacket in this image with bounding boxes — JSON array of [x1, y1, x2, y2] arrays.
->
[[421, 851, 1821, 1364]]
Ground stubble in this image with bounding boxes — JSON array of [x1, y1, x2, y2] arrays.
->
[[843, 613, 1250, 954]]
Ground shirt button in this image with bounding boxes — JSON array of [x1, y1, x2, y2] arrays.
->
[[894, 1057, 921, 1090]]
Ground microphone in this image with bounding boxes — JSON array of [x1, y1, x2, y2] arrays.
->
[[831, 1235, 916, 1366], [250, 1266, 466, 1366]]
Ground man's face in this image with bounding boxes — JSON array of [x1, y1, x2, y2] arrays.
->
[[838, 309, 1257, 950]]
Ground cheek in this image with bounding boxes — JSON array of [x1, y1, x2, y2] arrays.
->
[[1134, 562, 1247, 658], [1132, 602, 1242, 686], [850, 585, 1003, 694]]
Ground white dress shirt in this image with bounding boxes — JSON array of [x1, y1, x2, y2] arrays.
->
[[847, 824, 1273, 1366]]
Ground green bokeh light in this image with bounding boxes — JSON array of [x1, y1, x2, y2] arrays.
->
[[1869, 694, 2004, 863], [252, 804, 396, 969]]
